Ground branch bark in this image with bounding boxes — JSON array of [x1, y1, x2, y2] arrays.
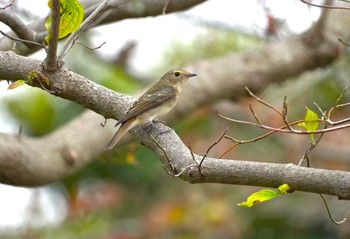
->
[[0, 3, 350, 199], [44, 0, 60, 71], [0, 48, 350, 200]]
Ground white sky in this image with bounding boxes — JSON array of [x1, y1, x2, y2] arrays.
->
[[0, 0, 320, 231]]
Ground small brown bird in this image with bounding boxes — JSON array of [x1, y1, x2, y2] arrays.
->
[[106, 69, 197, 150]]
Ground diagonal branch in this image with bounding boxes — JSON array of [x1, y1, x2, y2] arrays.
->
[[0, 51, 350, 200], [0, 4, 350, 197], [0, 8, 46, 47], [1, 110, 349, 200], [59, 0, 110, 58]]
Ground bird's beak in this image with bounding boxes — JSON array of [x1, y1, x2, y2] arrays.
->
[[187, 72, 197, 77]]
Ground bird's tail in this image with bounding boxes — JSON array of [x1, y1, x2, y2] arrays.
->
[[105, 119, 135, 150]]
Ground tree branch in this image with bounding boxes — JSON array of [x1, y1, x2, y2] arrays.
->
[[0, 4, 350, 198], [59, 0, 110, 58], [0, 0, 206, 55], [0, 109, 349, 200], [0, 8, 45, 48], [0, 51, 350, 200], [44, 0, 60, 71]]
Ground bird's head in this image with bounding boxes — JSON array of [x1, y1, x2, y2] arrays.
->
[[162, 69, 197, 88]]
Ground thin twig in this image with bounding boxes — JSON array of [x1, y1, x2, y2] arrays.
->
[[162, 0, 170, 15], [336, 102, 350, 108], [245, 87, 283, 116], [313, 102, 327, 120], [297, 89, 349, 166], [319, 194, 347, 225], [35, 77, 55, 94], [0, 30, 45, 48], [59, 0, 110, 58], [151, 135, 175, 173], [100, 118, 107, 127], [174, 164, 198, 177], [219, 110, 350, 135], [189, 144, 198, 165], [282, 96, 294, 131], [218, 141, 239, 159], [298, 125, 326, 166], [177, 129, 228, 177], [0, 0, 15, 9], [300, 0, 350, 10], [75, 41, 106, 51], [220, 122, 296, 159], [198, 128, 228, 172], [172, 144, 200, 177], [327, 87, 347, 119], [249, 104, 262, 125]]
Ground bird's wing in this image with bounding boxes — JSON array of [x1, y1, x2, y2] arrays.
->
[[116, 86, 176, 125]]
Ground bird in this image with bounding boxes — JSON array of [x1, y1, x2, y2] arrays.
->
[[106, 69, 197, 150]]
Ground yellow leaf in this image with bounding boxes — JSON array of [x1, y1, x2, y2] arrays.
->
[[59, 0, 84, 39], [238, 184, 290, 208], [45, 0, 84, 43], [277, 184, 290, 194], [238, 189, 278, 208], [298, 107, 319, 143]]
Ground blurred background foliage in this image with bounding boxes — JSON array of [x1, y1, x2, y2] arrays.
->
[[2, 6, 350, 239]]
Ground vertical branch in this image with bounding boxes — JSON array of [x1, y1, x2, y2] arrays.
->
[[59, 0, 110, 58], [312, 0, 333, 33], [45, 0, 60, 71]]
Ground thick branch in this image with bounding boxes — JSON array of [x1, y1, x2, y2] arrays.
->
[[0, 110, 349, 200], [0, 51, 349, 200], [168, 6, 350, 117], [137, 124, 350, 200], [0, 0, 205, 55], [174, 35, 337, 117], [0, 51, 131, 119], [0, 111, 108, 186], [1, 5, 350, 196]]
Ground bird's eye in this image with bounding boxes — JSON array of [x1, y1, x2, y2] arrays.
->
[[174, 72, 180, 77]]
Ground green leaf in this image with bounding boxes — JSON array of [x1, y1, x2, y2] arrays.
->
[[7, 71, 50, 90], [59, 0, 84, 38], [298, 107, 319, 143], [238, 184, 290, 208], [45, 0, 84, 43]]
